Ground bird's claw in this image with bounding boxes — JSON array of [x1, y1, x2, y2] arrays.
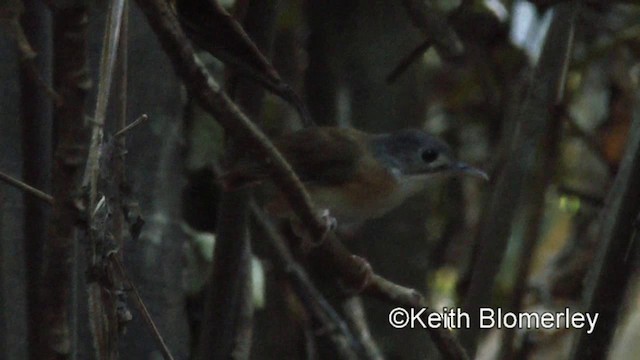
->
[[292, 209, 337, 251], [320, 208, 338, 233]]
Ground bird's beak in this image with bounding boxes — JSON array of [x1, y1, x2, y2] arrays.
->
[[452, 162, 489, 181]]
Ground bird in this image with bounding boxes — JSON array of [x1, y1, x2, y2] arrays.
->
[[221, 126, 488, 226]]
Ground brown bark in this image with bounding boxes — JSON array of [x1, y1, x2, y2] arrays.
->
[[18, 2, 53, 357], [38, 4, 89, 360]]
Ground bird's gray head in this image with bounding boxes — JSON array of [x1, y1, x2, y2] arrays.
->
[[371, 129, 488, 180]]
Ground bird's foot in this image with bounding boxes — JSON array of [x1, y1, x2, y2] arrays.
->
[[292, 208, 337, 251], [319, 208, 338, 233]]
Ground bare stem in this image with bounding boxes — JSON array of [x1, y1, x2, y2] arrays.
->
[[0, 170, 53, 204], [110, 255, 176, 360], [115, 114, 149, 137]]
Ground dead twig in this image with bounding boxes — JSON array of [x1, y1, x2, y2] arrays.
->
[[134, 1, 470, 358], [0, 171, 54, 204], [115, 114, 149, 138], [365, 275, 469, 360], [386, 39, 431, 84], [341, 297, 384, 360], [110, 254, 176, 360], [251, 203, 364, 359], [82, 0, 126, 212], [135, 0, 329, 246], [6, 15, 62, 106], [400, 0, 464, 61], [1, 143, 175, 360]]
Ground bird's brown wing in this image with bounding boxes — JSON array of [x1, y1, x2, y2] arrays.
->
[[220, 127, 366, 189], [274, 127, 365, 186]]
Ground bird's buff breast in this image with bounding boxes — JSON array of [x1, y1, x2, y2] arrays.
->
[[308, 164, 423, 223]]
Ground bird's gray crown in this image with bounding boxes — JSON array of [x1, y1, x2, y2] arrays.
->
[[370, 129, 453, 175]]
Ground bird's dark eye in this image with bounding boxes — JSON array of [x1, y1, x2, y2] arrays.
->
[[421, 149, 439, 163]]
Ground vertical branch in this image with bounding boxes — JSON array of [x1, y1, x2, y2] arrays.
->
[[135, 0, 329, 243], [39, 4, 90, 359], [84, 2, 128, 358], [458, 1, 578, 356], [196, 1, 278, 359], [18, 1, 52, 359], [500, 109, 563, 359], [569, 91, 640, 359], [83, 0, 126, 213], [113, 1, 128, 252]]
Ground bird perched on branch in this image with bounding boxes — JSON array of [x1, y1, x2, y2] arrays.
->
[[222, 127, 488, 226]]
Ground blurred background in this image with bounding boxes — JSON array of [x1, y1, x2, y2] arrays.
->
[[1, 0, 639, 359]]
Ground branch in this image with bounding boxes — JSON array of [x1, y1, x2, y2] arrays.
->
[[400, 0, 464, 61], [341, 297, 384, 360], [0, 176, 176, 360], [386, 39, 431, 84], [84, 2, 128, 358], [0, 171, 53, 204], [134, 1, 469, 358], [458, 1, 578, 355], [110, 255, 175, 360], [114, 114, 149, 138], [82, 0, 126, 212], [251, 203, 364, 360], [39, 6, 91, 359], [7, 14, 62, 106], [569, 74, 640, 360], [134, 0, 329, 244], [175, 0, 314, 126], [365, 275, 469, 360], [301, 230, 470, 360]]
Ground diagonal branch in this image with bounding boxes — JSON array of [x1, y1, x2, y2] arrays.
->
[[0, 171, 54, 205], [458, 1, 579, 356], [110, 255, 175, 360], [134, 1, 469, 358], [0, 174, 175, 360], [251, 203, 364, 359], [400, 0, 464, 61], [134, 0, 329, 244]]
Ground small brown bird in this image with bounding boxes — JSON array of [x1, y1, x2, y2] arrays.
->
[[223, 127, 488, 225]]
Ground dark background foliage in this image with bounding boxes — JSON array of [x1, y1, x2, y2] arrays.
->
[[1, 0, 639, 359]]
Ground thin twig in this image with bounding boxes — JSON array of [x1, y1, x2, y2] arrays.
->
[[115, 114, 149, 137], [135, 0, 329, 245], [458, 1, 578, 355], [251, 203, 364, 359], [8, 17, 63, 106], [342, 297, 384, 360], [365, 275, 469, 360], [1, 165, 176, 360], [386, 39, 432, 84], [0, 170, 54, 204], [400, 0, 464, 61], [134, 2, 469, 358], [82, 0, 126, 211], [109, 255, 176, 360]]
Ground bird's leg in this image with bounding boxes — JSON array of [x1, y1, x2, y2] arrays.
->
[[319, 208, 338, 233]]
